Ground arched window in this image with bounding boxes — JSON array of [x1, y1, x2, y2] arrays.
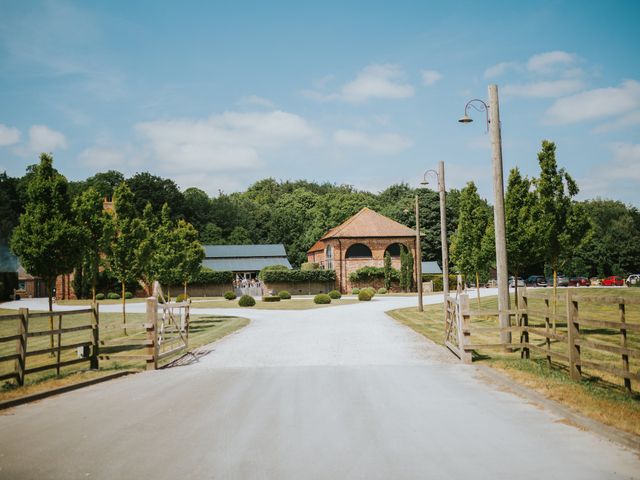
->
[[326, 245, 333, 270], [384, 243, 406, 257], [345, 243, 373, 259]]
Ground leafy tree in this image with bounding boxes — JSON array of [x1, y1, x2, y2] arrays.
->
[[384, 251, 393, 290], [399, 246, 414, 292], [73, 187, 110, 300], [534, 141, 588, 297], [200, 223, 225, 244], [105, 183, 148, 331], [183, 187, 214, 232], [128, 172, 185, 218], [174, 219, 205, 297], [227, 226, 252, 245], [10, 154, 83, 349], [504, 168, 543, 302], [85, 170, 125, 199], [450, 182, 492, 305]]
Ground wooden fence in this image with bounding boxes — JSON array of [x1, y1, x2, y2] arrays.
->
[[0, 294, 191, 386], [446, 288, 640, 393]]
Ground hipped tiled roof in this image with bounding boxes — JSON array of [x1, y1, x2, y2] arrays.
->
[[308, 208, 416, 254]]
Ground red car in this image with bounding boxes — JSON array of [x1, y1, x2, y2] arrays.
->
[[601, 276, 625, 286], [569, 277, 590, 287]]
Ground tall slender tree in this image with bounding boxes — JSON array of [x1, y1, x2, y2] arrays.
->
[[11, 154, 82, 349], [450, 182, 492, 306]]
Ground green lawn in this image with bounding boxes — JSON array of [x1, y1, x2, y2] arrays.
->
[[0, 309, 248, 402], [192, 298, 359, 310], [387, 287, 640, 436]]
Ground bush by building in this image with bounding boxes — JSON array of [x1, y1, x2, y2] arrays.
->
[[224, 291, 237, 300], [358, 289, 373, 301], [313, 293, 331, 304], [238, 294, 256, 307], [262, 295, 281, 302], [328, 289, 342, 299], [278, 290, 291, 299], [377, 287, 388, 294], [107, 292, 121, 300]]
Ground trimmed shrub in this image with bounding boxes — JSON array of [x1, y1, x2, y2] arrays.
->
[[314, 294, 331, 304], [377, 287, 388, 294], [107, 292, 121, 300], [422, 274, 458, 292], [258, 264, 290, 280], [358, 290, 373, 301], [351, 288, 360, 295], [301, 262, 320, 271], [363, 287, 376, 298], [260, 269, 336, 283], [262, 295, 281, 302], [238, 295, 256, 307], [124, 291, 134, 299], [278, 290, 291, 299], [95, 293, 105, 300], [224, 291, 237, 300], [328, 289, 342, 299], [176, 293, 189, 302]]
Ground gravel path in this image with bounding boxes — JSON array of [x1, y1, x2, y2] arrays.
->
[[1, 292, 639, 479]]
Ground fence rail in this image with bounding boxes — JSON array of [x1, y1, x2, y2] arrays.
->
[[445, 288, 640, 393], [0, 292, 191, 386]]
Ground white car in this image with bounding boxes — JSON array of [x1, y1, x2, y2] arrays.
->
[[508, 276, 525, 288], [627, 274, 640, 287]]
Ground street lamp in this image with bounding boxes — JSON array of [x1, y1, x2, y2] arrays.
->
[[420, 161, 449, 322], [459, 84, 511, 346]]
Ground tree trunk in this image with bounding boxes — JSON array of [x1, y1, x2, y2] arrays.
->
[[476, 271, 481, 308], [184, 281, 187, 299], [514, 271, 519, 309], [122, 281, 127, 335], [47, 278, 54, 354], [552, 268, 557, 333]]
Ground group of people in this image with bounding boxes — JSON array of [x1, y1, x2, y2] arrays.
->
[[233, 276, 262, 291]]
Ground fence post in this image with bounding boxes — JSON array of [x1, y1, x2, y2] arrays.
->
[[146, 297, 158, 370], [15, 308, 29, 386], [518, 288, 530, 359], [544, 296, 551, 366], [566, 290, 581, 380], [458, 293, 472, 364], [56, 313, 62, 376], [619, 301, 631, 392], [90, 302, 100, 370]]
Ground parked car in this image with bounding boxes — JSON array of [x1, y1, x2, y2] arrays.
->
[[601, 275, 624, 286], [508, 276, 525, 288], [590, 277, 602, 286], [547, 275, 570, 287], [626, 274, 640, 287], [568, 277, 590, 287], [525, 275, 547, 287]]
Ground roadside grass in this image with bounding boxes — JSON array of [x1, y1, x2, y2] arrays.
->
[[57, 298, 146, 306], [0, 311, 248, 402], [388, 287, 640, 436], [192, 298, 359, 310]]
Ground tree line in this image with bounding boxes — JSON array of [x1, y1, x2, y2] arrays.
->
[[1, 140, 639, 304]]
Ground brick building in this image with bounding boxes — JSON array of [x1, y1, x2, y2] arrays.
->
[[307, 207, 418, 293]]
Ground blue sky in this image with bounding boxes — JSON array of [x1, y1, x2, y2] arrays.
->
[[1, 0, 639, 205]]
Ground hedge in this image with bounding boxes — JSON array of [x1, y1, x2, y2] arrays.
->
[[0, 272, 18, 301], [422, 274, 459, 292], [349, 266, 400, 283], [328, 290, 341, 299], [358, 290, 373, 301], [238, 295, 256, 307], [224, 291, 237, 300], [192, 268, 234, 285], [260, 269, 336, 283], [278, 290, 291, 299], [314, 294, 331, 304], [262, 296, 281, 302]]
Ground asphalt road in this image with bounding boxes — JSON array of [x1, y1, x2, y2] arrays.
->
[[1, 293, 639, 479]]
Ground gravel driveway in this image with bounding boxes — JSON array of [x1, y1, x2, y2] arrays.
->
[[0, 292, 638, 479]]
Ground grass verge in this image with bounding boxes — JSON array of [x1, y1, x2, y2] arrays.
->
[[388, 287, 640, 437]]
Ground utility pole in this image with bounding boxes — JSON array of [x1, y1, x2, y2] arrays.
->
[[438, 161, 449, 320], [415, 194, 423, 312], [488, 84, 511, 345]]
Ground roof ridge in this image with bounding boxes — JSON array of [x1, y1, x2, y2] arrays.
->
[[322, 207, 369, 239]]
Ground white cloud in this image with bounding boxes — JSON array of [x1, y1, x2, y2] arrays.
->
[[238, 95, 275, 108], [546, 80, 640, 124], [135, 110, 320, 173], [421, 70, 442, 86], [78, 147, 126, 168], [333, 129, 412, 155], [606, 142, 640, 180], [579, 143, 640, 204], [502, 79, 584, 98], [526, 51, 577, 74], [27, 125, 67, 152], [0, 124, 21, 146], [484, 62, 517, 79], [593, 110, 640, 133], [303, 64, 414, 103]]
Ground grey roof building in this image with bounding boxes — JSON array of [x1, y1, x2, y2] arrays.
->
[[421, 261, 442, 275], [202, 244, 291, 273]]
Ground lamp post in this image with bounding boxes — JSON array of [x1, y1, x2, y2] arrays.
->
[[459, 84, 511, 345], [421, 161, 449, 321], [415, 194, 423, 312]]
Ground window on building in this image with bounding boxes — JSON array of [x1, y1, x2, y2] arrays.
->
[[384, 243, 406, 257], [326, 245, 333, 270], [345, 243, 373, 259]]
